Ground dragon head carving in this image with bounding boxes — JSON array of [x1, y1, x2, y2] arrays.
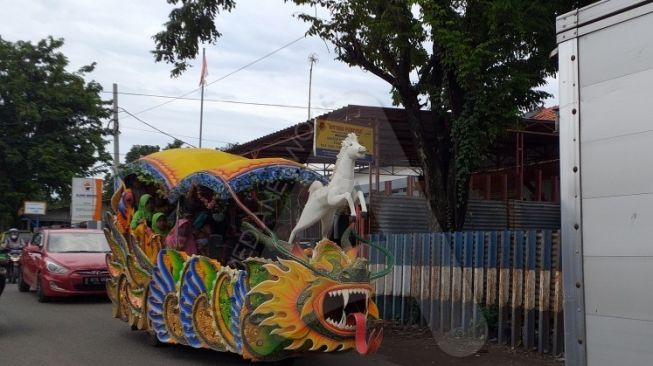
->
[[247, 239, 381, 354]]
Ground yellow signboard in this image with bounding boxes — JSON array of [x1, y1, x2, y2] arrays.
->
[[314, 119, 374, 161]]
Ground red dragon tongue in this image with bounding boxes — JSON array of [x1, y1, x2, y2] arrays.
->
[[350, 313, 384, 355]]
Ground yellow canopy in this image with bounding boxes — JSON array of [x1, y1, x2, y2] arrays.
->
[[122, 148, 326, 201], [140, 148, 247, 188]]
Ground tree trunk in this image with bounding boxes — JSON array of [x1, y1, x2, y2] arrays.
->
[[400, 94, 471, 232]]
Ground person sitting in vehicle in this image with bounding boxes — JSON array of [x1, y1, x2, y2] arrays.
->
[[194, 223, 213, 257], [130, 193, 154, 229], [151, 212, 170, 237], [116, 189, 135, 235], [165, 219, 197, 255]]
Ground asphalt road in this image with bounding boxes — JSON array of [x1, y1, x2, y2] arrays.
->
[[0, 284, 401, 366]]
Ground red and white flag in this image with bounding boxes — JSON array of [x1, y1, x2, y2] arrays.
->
[[199, 51, 208, 86]]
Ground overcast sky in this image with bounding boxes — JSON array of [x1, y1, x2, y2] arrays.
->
[[0, 0, 557, 164]]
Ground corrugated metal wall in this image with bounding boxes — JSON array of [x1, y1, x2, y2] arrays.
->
[[465, 200, 560, 230], [464, 200, 508, 230], [369, 230, 564, 355], [509, 201, 560, 230], [370, 196, 560, 232], [370, 195, 435, 233]]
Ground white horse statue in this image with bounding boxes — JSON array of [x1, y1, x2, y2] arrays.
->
[[288, 132, 368, 244]]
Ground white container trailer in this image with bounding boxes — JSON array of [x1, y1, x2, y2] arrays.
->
[[557, 1, 653, 365]]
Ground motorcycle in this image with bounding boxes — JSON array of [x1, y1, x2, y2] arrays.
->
[[7, 249, 21, 284], [0, 252, 6, 296]]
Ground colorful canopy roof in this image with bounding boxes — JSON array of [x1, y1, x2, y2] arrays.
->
[[122, 148, 327, 202]]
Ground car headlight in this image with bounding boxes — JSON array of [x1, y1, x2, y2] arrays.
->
[[45, 260, 68, 274]]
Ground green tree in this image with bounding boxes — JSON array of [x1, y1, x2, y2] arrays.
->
[[164, 139, 184, 150], [124, 144, 160, 164], [153, 0, 589, 231], [218, 142, 240, 152], [104, 139, 183, 198], [0, 36, 111, 229]]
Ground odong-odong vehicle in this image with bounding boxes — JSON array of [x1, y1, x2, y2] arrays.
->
[[19, 229, 110, 302], [105, 144, 392, 362]]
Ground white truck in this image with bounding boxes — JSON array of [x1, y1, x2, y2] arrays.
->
[[557, 1, 653, 365]]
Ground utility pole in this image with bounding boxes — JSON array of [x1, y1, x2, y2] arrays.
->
[[308, 53, 318, 121], [199, 48, 206, 148], [112, 83, 120, 189]]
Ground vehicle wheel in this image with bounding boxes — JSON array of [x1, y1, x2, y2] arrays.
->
[[36, 274, 50, 303], [11, 267, 19, 284], [147, 331, 163, 347], [7, 267, 14, 284], [0, 275, 5, 297], [272, 358, 296, 366], [18, 273, 29, 292]]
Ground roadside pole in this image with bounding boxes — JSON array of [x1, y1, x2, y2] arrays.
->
[[199, 48, 206, 148], [112, 83, 120, 189], [307, 53, 318, 120]]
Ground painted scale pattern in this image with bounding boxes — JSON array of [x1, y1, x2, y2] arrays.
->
[[104, 212, 381, 362]]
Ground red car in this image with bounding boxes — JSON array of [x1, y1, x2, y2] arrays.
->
[[19, 229, 110, 302]]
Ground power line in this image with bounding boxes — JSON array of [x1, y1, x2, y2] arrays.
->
[[119, 108, 197, 148], [121, 125, 234, 145], [102, 91, 333, 111], [126, 36, 306, 117], [205, 36, 304, 87]]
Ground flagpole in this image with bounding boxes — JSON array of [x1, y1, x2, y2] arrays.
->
[[199, 47, 205, 148]]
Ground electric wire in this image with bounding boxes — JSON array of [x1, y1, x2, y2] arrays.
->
[[119, 108, 196, 148], [120, 125, 234, 145], [126, 36, 306, 117], [102, 91, 333, 111]]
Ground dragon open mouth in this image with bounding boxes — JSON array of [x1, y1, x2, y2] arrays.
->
[[321, 287, 370, 332]]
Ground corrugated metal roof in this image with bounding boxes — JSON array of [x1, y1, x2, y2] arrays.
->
[[227, 105, 559, 168]]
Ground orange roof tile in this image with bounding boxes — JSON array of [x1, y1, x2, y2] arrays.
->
[[527, 106, 558, 121]]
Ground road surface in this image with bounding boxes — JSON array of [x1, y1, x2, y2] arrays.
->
[[0, 284, 400, 365], [0, 284, 562, 366]]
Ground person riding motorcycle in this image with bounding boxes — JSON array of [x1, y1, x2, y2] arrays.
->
[[1, 228, 25, 283], [3, 229, 25, 249]]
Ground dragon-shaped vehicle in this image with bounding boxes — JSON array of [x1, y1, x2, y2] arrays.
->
[[105, 136, 392, 362]]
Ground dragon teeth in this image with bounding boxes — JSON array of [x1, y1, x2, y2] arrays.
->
[[328, 288, 370, 297], [342, 290, 349, 308]]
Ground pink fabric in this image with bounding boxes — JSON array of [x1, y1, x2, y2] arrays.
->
[[165, 219, 197, 255]]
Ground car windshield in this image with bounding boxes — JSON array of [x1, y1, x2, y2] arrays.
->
[[47, 232, 110, 253]]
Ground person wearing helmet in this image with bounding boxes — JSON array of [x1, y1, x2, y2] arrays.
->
[[3, 228, 25, 250], [1, 228, 25, 283]]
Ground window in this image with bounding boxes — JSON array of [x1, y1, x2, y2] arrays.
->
[[32, 233, 43, 247], [46, 232, 109, 253]]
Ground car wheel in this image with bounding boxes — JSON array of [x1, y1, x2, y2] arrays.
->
[[18, 273, 29, 292], [36, 274, 50, 303]]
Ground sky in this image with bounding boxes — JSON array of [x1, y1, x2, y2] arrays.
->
[[0, 0, 558, 164]]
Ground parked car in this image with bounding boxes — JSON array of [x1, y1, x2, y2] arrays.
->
[[19, 229, 110, 302]]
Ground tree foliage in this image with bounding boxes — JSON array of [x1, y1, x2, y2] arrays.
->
[[153, 0, 590, 231], [103, 139, 184, 200], [152, 0, 236, 77], [0, 36, 111, 229], [164, 139, 184, 150], [124, 144, 160, 164]]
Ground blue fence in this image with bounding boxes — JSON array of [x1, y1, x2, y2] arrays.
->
[[368, 230, 563, 355]]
